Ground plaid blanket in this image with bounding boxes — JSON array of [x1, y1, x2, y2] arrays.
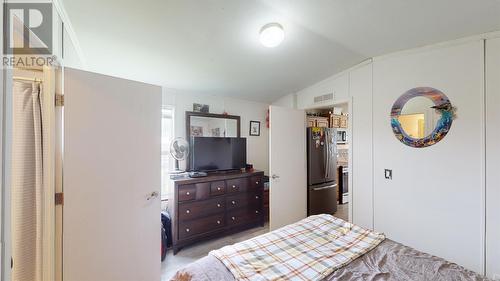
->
[[209, 215, 385, 281]]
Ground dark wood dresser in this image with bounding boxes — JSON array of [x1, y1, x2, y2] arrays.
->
[[168, 170, 265, 254]]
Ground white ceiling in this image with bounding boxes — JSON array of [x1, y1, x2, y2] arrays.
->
[[61, 0, 500, 102]]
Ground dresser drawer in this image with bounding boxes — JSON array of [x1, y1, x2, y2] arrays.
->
[[249, 175, 264, 190], [178, 185, 196, 202], [226, 178, 248, 193], [178, 214, 225, 240], [227, 207, 262, 227], [210, 181, 226, 196], [226, 192, 262, 211], [179, 198, 225, 221]]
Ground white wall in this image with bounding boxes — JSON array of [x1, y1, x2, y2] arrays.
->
[[486, 37, 500, 279], [63, 27, 83, 68], [296, 72, 349, 109], [373, 40, 484, 273], [0, 1, 4, 272], [280, 33, 500, 277], [52, 5, 64, 61], [272, 93, 296, 109], [163, 89, 270, 174]]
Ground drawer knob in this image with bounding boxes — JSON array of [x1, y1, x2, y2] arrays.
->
[[231, 200, 236, 205], [186, 191, 190, 196], [186, 228, 190, 232], [255, 196, 259, 199], [186, 209, 190, 214], [216, 220, 221, 225], [217, 203, 221, 208], [256, 181, 259, 185], [231, 216, 236, 221], [255, 210, 259, 214], [232, 185, 236, 188], [217, 187, 221, 191]]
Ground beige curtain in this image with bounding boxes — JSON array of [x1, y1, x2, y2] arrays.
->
[[11, 81, 44, 281]]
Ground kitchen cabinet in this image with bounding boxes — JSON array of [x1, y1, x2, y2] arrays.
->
[[307, 116, 329, 128]]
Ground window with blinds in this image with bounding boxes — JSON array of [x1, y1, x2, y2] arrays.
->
[[161, 106, 174, 200]]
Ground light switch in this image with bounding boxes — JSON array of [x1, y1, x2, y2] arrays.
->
[[384, 169, 393, 180]]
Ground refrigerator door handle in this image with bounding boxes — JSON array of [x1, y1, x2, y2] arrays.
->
[[324, 129, 329, 178], [313, 184, 338, 191]]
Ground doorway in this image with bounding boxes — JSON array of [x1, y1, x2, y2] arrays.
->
[[305, 101, 350, 222]]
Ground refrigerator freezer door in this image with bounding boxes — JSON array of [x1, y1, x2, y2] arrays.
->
[[308, 183, 338, 216], [307, 128, 326, 186]]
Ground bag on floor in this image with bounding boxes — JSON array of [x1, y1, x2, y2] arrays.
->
[[161, 211, 172, 247], [161, 223, 168, 261]]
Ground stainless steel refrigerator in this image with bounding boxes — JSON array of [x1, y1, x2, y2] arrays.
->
[[307, 127, 338, 216]]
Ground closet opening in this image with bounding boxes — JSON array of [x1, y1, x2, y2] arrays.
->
[[3, 62, 62, 281]]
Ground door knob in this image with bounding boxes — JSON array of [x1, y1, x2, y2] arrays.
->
[[146, 191, 159, 200], [272, 174, 280, 179]]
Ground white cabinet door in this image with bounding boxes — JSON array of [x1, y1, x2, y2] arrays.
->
[[373, 41, 484, 273], [63, 68, 161, 281], [269, 106, 307, 230], [349, 63, 373, 230], [486, 37, 500, 279]]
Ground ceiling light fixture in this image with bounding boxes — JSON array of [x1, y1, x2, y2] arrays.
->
[[259, 23, 285, 48]]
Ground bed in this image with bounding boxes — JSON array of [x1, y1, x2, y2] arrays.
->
[[171, 215, 488, 281]]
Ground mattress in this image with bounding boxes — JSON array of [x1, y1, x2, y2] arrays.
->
[[171, 239, 488, 281]]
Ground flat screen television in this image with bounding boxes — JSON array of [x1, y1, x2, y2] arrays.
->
[[190, 137, 247, 172]]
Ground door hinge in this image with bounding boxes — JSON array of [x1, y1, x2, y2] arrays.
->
[[55, 94, 64, 107], [55, 192, 64, 206]]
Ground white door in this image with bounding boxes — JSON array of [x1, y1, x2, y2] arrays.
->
[[269, 106, 307, 230], [373, 41, 484, 273], [63, 68, 161, 281]]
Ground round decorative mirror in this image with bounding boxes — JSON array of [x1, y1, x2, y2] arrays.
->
[[390, 87, 455, 148]]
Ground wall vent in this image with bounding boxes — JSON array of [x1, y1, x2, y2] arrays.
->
[[313, 95, 324, 103], [313, 92, 334, 103], [323, 93, 334, 101]]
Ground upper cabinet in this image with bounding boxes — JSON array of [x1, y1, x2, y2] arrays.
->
[[296, 73, 349, 109]]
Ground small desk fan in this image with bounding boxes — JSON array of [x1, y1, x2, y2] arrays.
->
[[169, 137, 189, 174]]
